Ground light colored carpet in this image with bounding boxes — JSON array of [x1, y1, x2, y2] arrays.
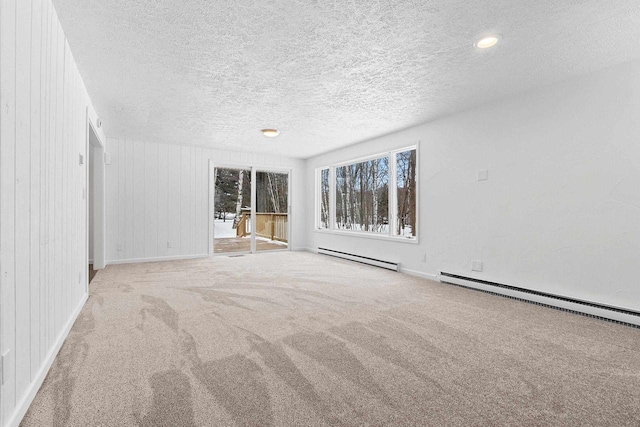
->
[[22, 252, 640, 426]]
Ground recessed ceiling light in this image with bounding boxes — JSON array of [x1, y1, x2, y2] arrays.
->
[[474, 35, 501, 49], [261, 129, 280, 138]]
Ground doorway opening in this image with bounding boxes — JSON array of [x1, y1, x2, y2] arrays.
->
[[87, 119, 105, 283], [213, 167, 290, 254], [213, 167, 252, 254], [255, 170, 289, 252]]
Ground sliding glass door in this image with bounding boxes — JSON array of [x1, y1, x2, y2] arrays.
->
[[255, 171, 289, 252], [213, 167, 289, 254]]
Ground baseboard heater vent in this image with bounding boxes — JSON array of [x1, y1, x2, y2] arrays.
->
[[439, 272, 640, 328], [318, 248, 398, 271]]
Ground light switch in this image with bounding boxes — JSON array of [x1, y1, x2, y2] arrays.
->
[[79, 153, 84, 165], [477, 170, 488, 181], [104, 153, 112, 165]]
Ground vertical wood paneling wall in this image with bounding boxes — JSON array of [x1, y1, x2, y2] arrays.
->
[[0, 0, 104, 425], [105, 138, 306, 263]]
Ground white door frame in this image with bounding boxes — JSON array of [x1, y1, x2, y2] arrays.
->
[[86, 114, 106, 272]]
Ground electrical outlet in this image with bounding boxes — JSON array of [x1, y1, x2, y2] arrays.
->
[[167, 241, 172, 249], [471, 260, 483, 272], [117, 243, 122, 251], [477, 170, 489, 181]]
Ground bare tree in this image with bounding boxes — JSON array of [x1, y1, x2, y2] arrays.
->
[[266, 173, 280, 213], [372, 160, 378, 230], [344, 167, 352, 229], [320, 169, 330, 227], [232, 169, 244, 229]]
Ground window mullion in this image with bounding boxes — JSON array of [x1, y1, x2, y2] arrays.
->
[[388, 153, 396, 237]]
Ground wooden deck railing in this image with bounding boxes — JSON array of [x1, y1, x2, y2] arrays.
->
[[236, 212, 288, 243]]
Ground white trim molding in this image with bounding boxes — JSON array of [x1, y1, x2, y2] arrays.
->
[[6, 294, 88, 427], [107, 254, 210, 265]]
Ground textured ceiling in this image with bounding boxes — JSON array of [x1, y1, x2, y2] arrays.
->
[[53, 0, 640, 158]]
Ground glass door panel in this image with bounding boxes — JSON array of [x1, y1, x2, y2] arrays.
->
[[214, 167, 252, 254], [255, 171, 289, 251]]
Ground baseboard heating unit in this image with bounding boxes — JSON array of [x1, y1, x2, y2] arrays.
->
[[439, 272, 640, 328], [318, 248, 399, 271]]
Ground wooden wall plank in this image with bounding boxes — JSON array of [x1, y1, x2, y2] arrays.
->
[[180, 145, 190, 254], [195, 148, 204, 254], [168, 144, 182, 255], [144, 141, 158, 257], [0, 0, 18, 421], [105, 138, 119, 262], [46, 2, 56, 351], [39, 0, 50, 365], [117, 139, 126, 260], [125, 141, 134, 259], [157, 143, 168, 257], [54, 22, 64, 334], [61, 40, 69, 323], [189, 147, 196, 254], [30, 0, 44, 380], [133, 140, 145, 258], [15, 0, 34, 399]]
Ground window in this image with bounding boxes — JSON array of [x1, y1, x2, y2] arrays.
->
[[394, 149, 417, 238], [335, 157, 389, 233], [319, 168, 330, 229], [316, 146, 417, 240]]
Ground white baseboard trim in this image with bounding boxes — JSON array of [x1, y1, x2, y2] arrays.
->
[[440, 274, 640, 327], [399, 267, 440, 282], [7, 292, 88, 427], [107, 254, 209, 265]]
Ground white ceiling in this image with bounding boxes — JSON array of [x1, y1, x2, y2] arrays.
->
[[53, 0, 640, 158]]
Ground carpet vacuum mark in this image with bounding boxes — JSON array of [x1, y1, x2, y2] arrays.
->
[[21, 252, 640, 426]]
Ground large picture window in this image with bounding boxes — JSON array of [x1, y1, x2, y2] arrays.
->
[[316, 146, 417, 240], [335, 157, 389, 233]]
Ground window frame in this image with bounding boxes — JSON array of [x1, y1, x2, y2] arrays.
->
[[315, 144, 419, 243], [316, 166, 332, 230]]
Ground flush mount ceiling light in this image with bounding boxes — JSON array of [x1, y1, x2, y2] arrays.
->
[[261, 129, 280, 138], [474, 35, 502, 49]]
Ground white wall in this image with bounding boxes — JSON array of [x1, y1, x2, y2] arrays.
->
[[0, 0, 104, 425], [105, 138, 306, 263], [306, 58, 640, 313]]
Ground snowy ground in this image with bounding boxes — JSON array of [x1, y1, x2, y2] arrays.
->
[[333, 224, 415, 237], [214, 219, 237, 238], [214, 219, 287, 246]]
